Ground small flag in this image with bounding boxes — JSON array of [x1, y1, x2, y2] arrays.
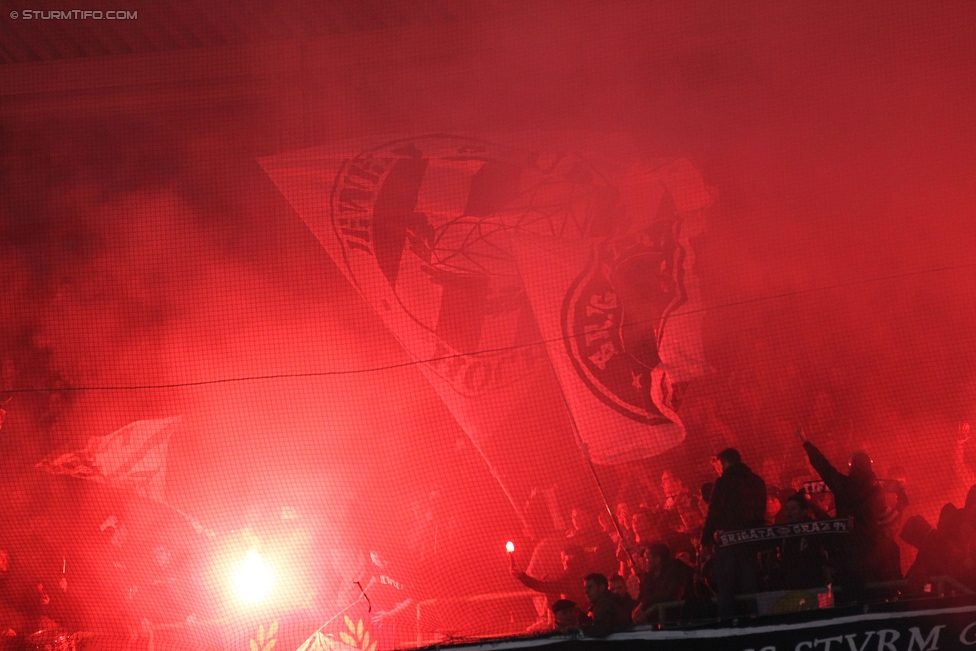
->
[[36, 417, 181, 502]]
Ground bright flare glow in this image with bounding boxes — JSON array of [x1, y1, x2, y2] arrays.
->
[[505, 541, 515, 553], [232, 550, 274, 604]]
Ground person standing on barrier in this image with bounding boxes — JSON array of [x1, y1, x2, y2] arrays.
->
[[795, 428, 886, 602], [699, 448, 767, 618]]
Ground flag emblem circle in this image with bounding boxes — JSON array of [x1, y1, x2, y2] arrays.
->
[[561, 224, 687, 424], [329, 135, 616, 397]]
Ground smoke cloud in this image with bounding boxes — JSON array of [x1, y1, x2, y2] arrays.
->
[[0, 0, 974, 639]]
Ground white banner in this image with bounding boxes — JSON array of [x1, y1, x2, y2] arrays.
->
[[260, 136, 710, 473]]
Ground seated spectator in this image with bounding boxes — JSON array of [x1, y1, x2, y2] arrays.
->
[[631, 509, 657, 546], [567, 509, 618, 576], [615, 502, 636, 547], [582, 574, 630, 636], [598, 510, 617, 541], [662, 472, 704, 548], [633, 543, 694, 624], [512, 545, 588, 609], [772, 493, 827, 590], [551, 599, 580, 632], [608, 574, 636, 616], [651, 508, 697, 563], [624, 547, 646, 604]]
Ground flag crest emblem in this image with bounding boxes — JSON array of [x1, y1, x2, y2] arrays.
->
[[329, 135, 618, 398], [562, 216, 688, 424]]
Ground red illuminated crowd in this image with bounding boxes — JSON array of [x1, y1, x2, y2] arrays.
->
[[510, 427, 976, 634], [4, 424, 976, 647]]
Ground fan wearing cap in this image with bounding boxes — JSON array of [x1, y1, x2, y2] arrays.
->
[[795, 428, 890, 600], [699, 448, 767, 619]]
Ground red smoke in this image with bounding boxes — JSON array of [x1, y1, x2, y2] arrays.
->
[[0, 0, 974, 643]]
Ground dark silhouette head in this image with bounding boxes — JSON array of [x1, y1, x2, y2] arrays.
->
[[584, 573, 608, 589], [552, 600, 579, 630], [716, 448, 742, 473], [937, 503, 962, 539], [848, 450, 873, 477], [900, 515, 933, 549], [608, 574, 628, 597], [583, 573, 609, 605], [646, 542, 671, 566], [560, 544, 585, 573], [966, 485, 976, 512], [700, 482, 714, 504]]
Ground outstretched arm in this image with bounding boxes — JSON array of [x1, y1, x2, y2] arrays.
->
[[795, 427, 808, 445], [372, 598, 415, 625], [796, 428, 844, 491], [512, 570, 551, 595]]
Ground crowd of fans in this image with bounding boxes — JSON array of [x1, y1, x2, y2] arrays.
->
[[510, 427, 976, 634], [6, 424, 976, 645]]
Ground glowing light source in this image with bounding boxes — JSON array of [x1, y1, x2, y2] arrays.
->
[[505, 541, 515, 553], [232, 550, 274, 604]]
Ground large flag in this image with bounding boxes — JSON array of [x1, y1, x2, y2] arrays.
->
[[508, 158, 710, 464], [36, 416, 180, 502], [259, 136, 710, 490]]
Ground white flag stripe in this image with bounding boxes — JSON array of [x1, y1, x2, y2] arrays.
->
[[510, 233, 686, 465], [260, 139, 711, 472]]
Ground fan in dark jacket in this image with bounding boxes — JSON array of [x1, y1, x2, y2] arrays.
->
[[700, 448, 767, 618], [770, 493, 828, 590], [796, 428, 888, 600], [632, 543, 694, 624], [582, 574, 631, 637], [903, 506, 976, 595]]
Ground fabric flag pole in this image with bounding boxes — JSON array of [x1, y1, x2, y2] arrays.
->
[[36, 416, 181, 502]]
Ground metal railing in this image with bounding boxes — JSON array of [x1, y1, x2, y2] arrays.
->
[[411, 575, 976, 645], [414, 590, 540, 647]]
